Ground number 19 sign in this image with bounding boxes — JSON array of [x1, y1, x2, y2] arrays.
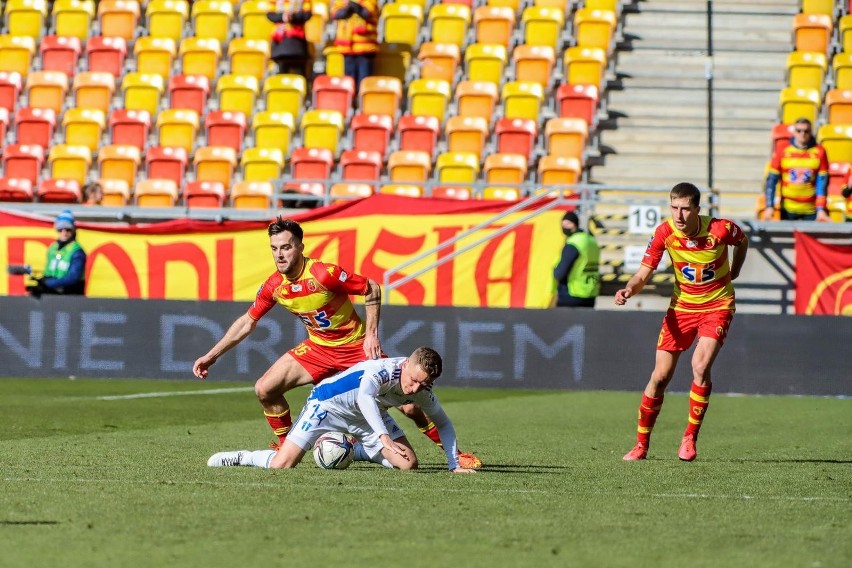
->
[[628, 205, 661, 234]]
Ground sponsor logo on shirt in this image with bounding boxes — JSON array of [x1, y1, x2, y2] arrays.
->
[[339, 270, 348, 282], [291, 284, 302, 292]]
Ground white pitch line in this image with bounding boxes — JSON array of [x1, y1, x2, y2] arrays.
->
[[97, 387, 254, 401]]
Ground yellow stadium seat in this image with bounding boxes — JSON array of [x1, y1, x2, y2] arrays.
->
[[574, 8, 617, 52], [134, 37, 177, 79], [239, 0, 276, 41], [417, 42, 460, 83], [380, 3, 424, 46], [538, 154, 581, 186], [473, 6, 515, 47], [5, 0, 47, 38], [801, 0, 834, 16], [263, 73, 306, 115], [52, 0, 95, 41], [387, 150, 431, 182], [832, 52, 852, 91], [98, 178, 131, 206], [122, 73, 165, 115], [481, 185, 521, 200], [98, 144, 141, 186], [135, 178, 179, 207], [0, 35, 36, 77], [241, 147, 285, 182], [230, 180, 273, 209], [322, 45, 345, 78], [825, 89, 852, 124], [817, 124, 852, 164], [380, 183, 424, 197], [228, 38, 270, 82], [786, 51, 826, 92], [62, 108, 105, 152], [793, 13, 832, 54], [156, 109, 199, 153], [216, 74, 259, 116], [464, 43, 507, 85], [545, 117, 588, 160], [446, 115, 489, 157], [179, 37, 222, 81], [73, 72, 116, 112], [300, 109, 344, 153], [521, 7, 564, 50], [428, 4, 471, 48], [455, 80, 499, 120], [563, 46, 607, 89], [840, 15, 852, 54], [778, 87, 820, 125], [147, 0, 190, 42], [358, 75, 403, 118], [97, 0, 140, 40], [408, 78, 451, 123], [484, 153, 527, 186], [305, 2, 328, 45], [436, 151, 479, 184], [584, 0, 620, 10], [252, 111, 295, 154], [501, 81, 544, 121], [485, 0, 521, 11], [26, 71, 69, 114], [194, 146, 237, 188], [191, 0, 232, 42], [49, 144, 91, 185], [513, 44, 555, 88]]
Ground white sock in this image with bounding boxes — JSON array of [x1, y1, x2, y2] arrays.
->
[[379, 458, 394, 469], [244, 450, 276, 468], [354, 441, 394, 469]]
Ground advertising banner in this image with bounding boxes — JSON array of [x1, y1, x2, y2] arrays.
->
[[794, 231, 852, 315]]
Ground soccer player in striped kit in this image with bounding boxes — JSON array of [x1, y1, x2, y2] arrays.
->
[[616, 182, 749, 462]]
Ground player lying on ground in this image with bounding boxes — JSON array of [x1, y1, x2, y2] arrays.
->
[[208, 347, 477, 473]]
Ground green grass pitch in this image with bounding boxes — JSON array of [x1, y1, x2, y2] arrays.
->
[[1, 378, 849, 567]]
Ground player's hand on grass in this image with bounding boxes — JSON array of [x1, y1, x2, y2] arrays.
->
[[452, 467, 477, 474], [193, 354, 216, 379]]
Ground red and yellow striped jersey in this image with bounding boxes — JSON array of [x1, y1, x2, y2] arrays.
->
[[642, 216, 746, 313], [767, 143, 829, 215], [248, 257, 370, 346]]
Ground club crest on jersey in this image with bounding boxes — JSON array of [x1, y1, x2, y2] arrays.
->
[[291, 284, 303, 292], [705, 235, 716, 249], [308, 279, 317, 292]]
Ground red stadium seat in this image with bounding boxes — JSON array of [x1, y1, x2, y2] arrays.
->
[[145, 146, 188, 186], [168, 74, 210, 115], [0, 72, 23, 112], [828, 161, 850, 196], [0, 108, 7, 145], [184, 180, 226, 208], [312, 75, 355, 118], [0, 177, 34, 202], [340, 150, 382, 181], [351, 113, 393, 156], [37, 178, 81, 203], [398, 114, 440, 156], [40, 36, 82, 76], [281, 182, 325, 207], [86, 36, 127, 76], [2, 144, 45, 184], [290, 147, 334, 180], [205, 110, 247, 154], [556, 84, 599, 126], [109, 109, 151, 150], [432, 185, 472, 199], [14, 107, 56, 148], [494, 118, 537, 160]]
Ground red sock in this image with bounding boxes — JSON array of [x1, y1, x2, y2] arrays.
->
[[264, 409, 292, 445], [684, 383, 711, 439], [636, 394, 664, 446], [419, 422, 444, 448]]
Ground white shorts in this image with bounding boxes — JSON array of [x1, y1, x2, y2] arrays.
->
[[288, 401, 407, 459]]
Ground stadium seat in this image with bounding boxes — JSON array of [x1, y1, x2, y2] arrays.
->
[[62, 108, 105, 152], [304, 2, 328, 45], [417, 42, 460, 83], [191, 0, 232, 43], [436, 151, 479, 183], [5, 0, 48, 38], [263, 73, 307, 116], [26, 71, 69, 114], [408, 78, 451, 123], [280, 181, 325, 207], [179, 37, 222, 81], [0, 108, 7, 145], [473, 6, 515, 47], [168, 74, 210, 114], [373, 44, 412, 84], [300, 109, 344, 153], [778, 87, 820, 125], [538, 154, 581, 186], [86, 36, 127, 76], [380, 183, 424, 197], [770, 122, 795, 154], [148, 0, 190, 42], [817, 124, 852, 164], [205, 110, 246, 153], [239, 0, 276, 41], [513, 45, 555, 88], [786, 51, 826, 92], [146, 146, 189, 186], [312, 75, 356, 118], [428, 4, 471, 47], [802, 0, 835, 15], [40, 36, 82, 77], [351, 113, 393, 155], [574, 8, 617, 52], [230, 180, 273, 209], [432, 185, 471, 199], [134, 37, 177, 79], [15, 107, 56, 148], [484, 153, 527, 186], [122, 73, 165, 116], [502, 81, 544, 121], [98, 178, 131, 206], [556, 83, 599, 126], [0, 35, 36, 77], [840, 14, 852, 53], [183, 180, 226, 208], [0, 177, 35, 202], [563, 47, 607, 89], [340, 150, 382, 181], [252, 111, 294, 154], [97, 144, 141, 186], [833, 52, 852, 91], [241, 147, 284, 182], [446, 115, 489, 157], [495, 118, 537, 159], [828, 161, 850, 197], [380, 3, 424, 47], [359, 76, 403, 119], [2, 144, 45, 184], [228, 38, 270, 82], [792, 13, 832, 54], [194, 146, 237, 188], [48, 144, 92, 185], [521, 7, 565, 50], [825, 89, 852, 124], [52, 0, 95, 41], [109, 109, 151, 150], [545, 117, 588, 160], [73, 72, 116, 113], [97, 0, 140, 40], [480, 185, 521, 200], [135, 178, 179, 207], [455, 80, 499, 121], [216, 74, 259, 116], [464, 43, 507, 86], [387, 150, 432, 182], [330, 182, 375, 201], [0, 72, 23, 112], [156, 109, 199, 153], [323, 45, 346, 78], [398, 114, 440, 155], [290, 147, 334, 180], [37, 178, 81, 203]]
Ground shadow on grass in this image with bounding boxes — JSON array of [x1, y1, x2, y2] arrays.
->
[[416, 463, 573, 474], [0, 520, 60, 525], [723, 458, 852, 464]]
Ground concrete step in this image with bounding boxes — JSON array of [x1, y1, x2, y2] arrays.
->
[[600, 142, 768, 158], [603, 128, 771, 146], [644, 0, 798, 15], [607, 115, 776, 129], [590, 174, 763, 194], [618, 76, 785, 90], [626, 11, 795, 32], [608, 102, 777, 120], [608, 87, 779, 107]]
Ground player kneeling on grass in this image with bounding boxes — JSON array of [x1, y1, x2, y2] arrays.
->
[[208, 347, 477, 474]]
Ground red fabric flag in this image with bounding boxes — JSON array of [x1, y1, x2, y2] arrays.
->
[[794, 231, 852, 315]]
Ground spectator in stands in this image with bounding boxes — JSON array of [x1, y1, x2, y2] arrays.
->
[[267, 0, 314, 77], [330, 0, 379, 94], [841, 183, 852, 222], [552, 211, 600, 308], [26, 210, 87, 297], [763, 118, 830, 222], [82, 182, 104, 206]]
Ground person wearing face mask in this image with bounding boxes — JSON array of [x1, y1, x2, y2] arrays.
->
[[552, 211, 600, 308], [25, 209, 87, 297]]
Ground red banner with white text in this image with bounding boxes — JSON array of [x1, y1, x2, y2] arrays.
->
[[794, 231, 852, 315]]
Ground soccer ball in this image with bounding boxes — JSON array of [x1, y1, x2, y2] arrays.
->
[[312, 432, 356, 470]]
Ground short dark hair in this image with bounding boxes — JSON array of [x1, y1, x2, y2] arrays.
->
[[410, 347, 443, 381], [794, 117, 813, 129], [670, 182, 701, 209], [267, 217, 303, 241]]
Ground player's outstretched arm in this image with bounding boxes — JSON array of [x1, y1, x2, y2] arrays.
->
[[362, 279, 383, 359], [614, 265, 654, 306], [192, 312, 258, 379]]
